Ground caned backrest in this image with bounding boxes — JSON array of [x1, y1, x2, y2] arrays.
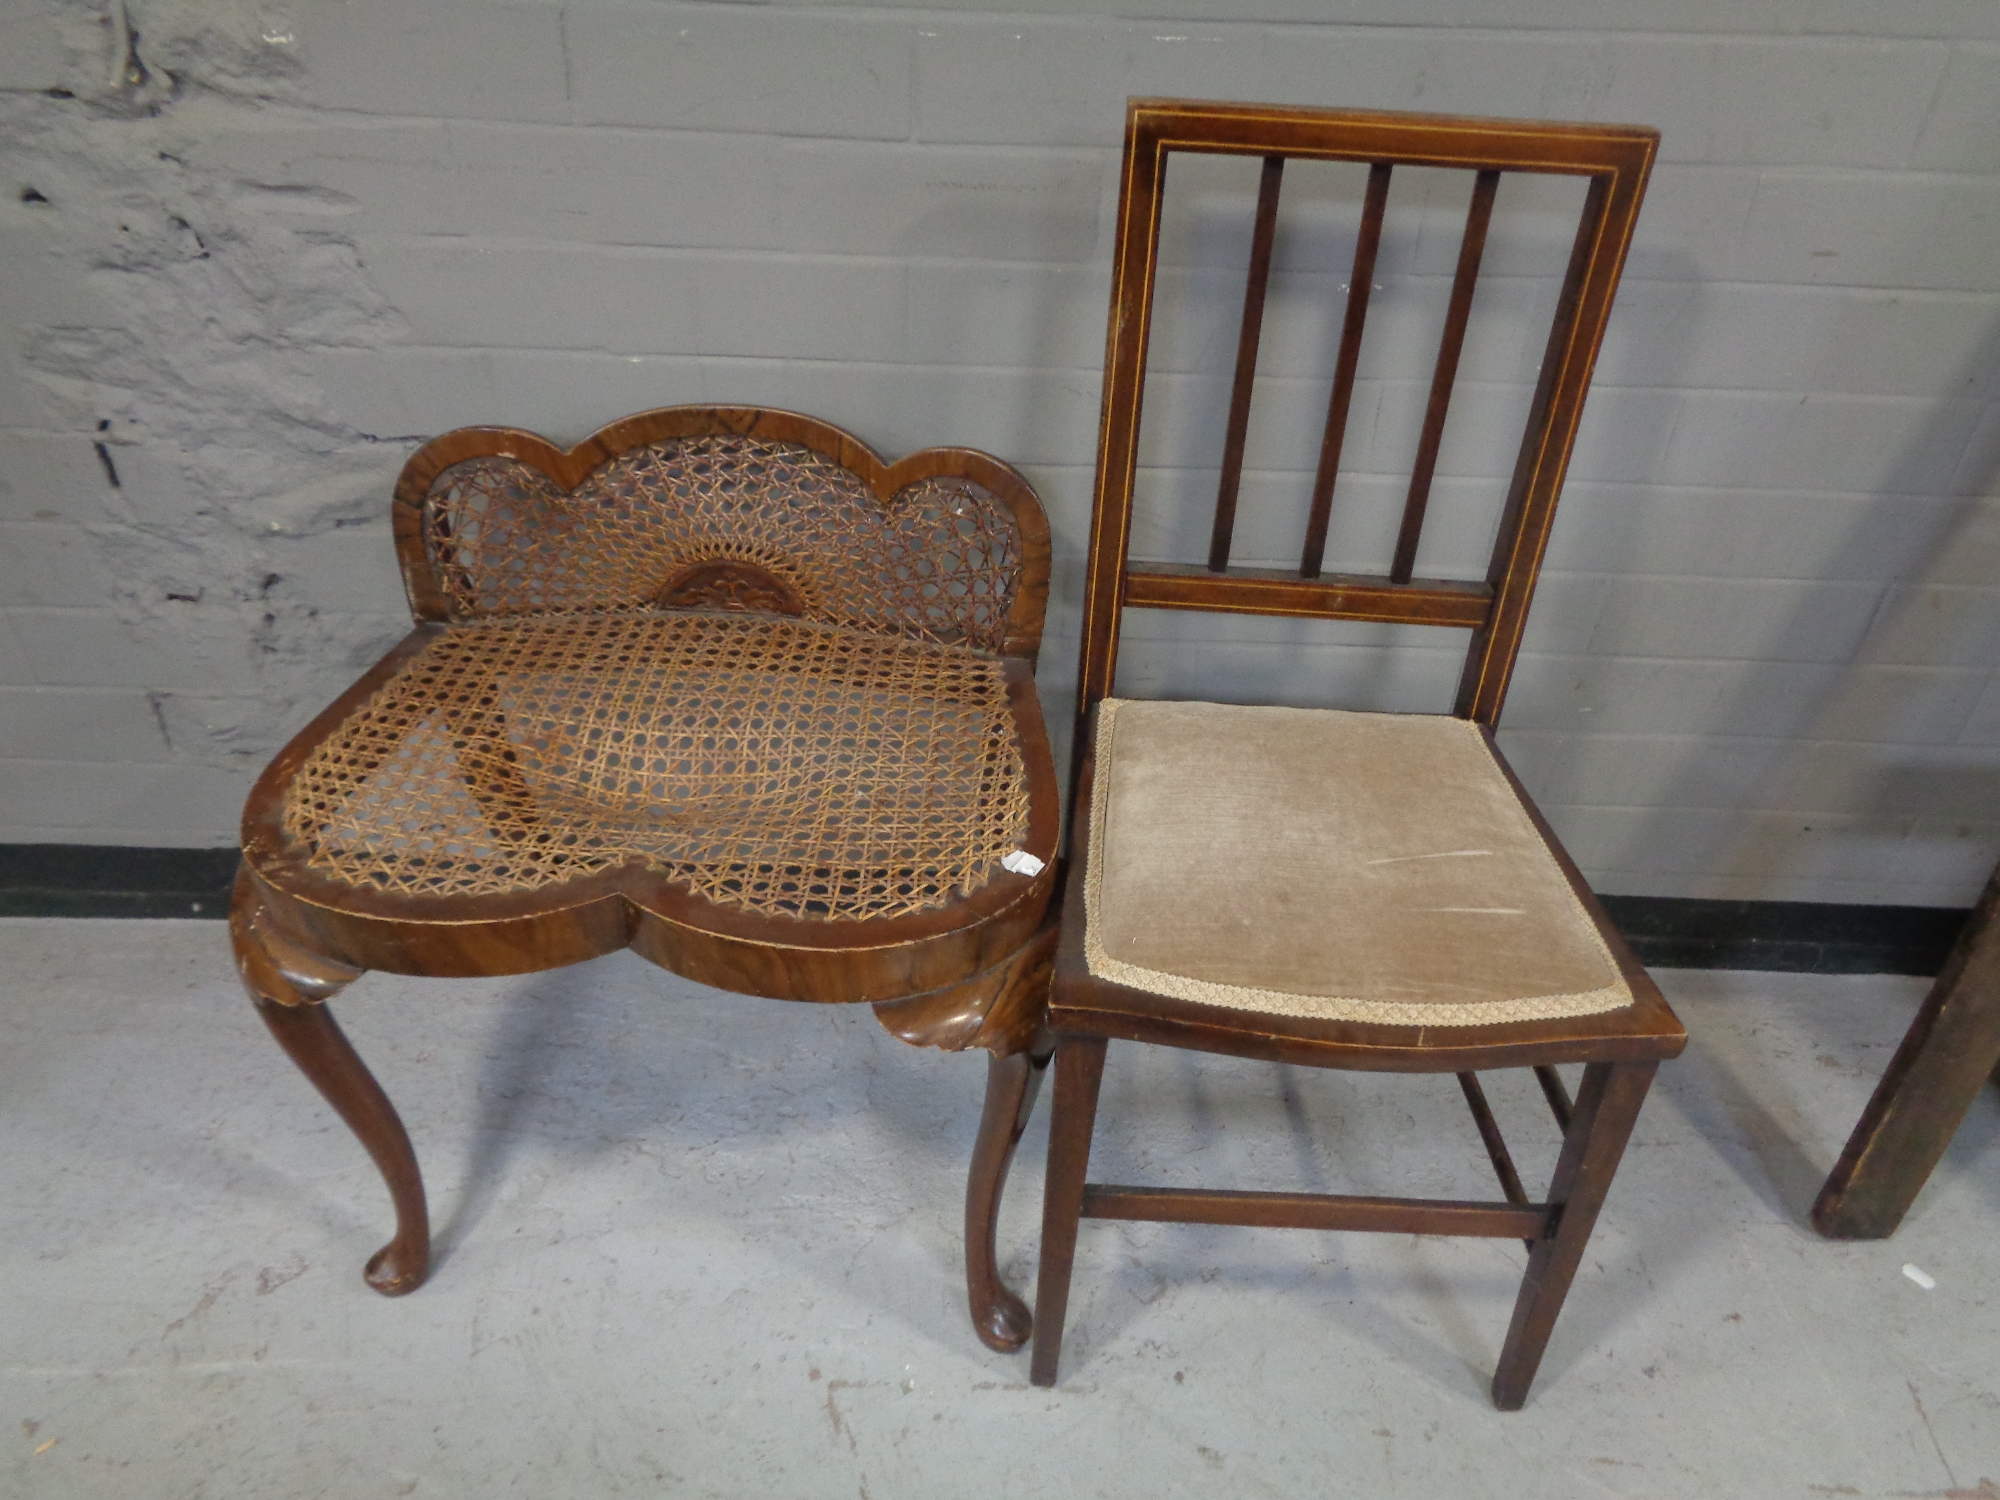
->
[[391, 407, 1052, 660], [1076, 99, 1656, 770]]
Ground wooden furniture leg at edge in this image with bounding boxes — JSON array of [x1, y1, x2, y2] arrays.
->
[[230, 869, 432, 1296], [1813, 862, 2000, 1239], [1491, 1060, 1656, 1410]]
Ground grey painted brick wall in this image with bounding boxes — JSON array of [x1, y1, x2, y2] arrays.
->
[[1, 0, 1996, 905]]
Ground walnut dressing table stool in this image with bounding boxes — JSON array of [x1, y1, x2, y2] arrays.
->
[[231, 405, 1061, 1352]]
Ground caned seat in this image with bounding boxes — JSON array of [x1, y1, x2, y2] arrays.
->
[[233, 406, 1062, 1354], [275, 611, 1031, 922], [1030, 101, 1688, 1409]]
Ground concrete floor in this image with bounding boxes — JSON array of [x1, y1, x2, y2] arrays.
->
[[2, 920, 1996, 1499]]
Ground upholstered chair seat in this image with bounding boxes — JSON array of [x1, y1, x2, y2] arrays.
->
[[1084, 700, 1629, 1027]]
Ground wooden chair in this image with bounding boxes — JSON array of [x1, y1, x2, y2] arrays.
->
[[1030, 100, 1687, 1408], [231, 405, 1061, 1353]]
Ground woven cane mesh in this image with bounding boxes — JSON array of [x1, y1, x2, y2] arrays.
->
[[424, 436, 1023, 652], [279, 611, 1031, 920]]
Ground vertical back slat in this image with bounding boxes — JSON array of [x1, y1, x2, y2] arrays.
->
[[1208, 156, 1287, 573], [1300, 161, 1393, 580], [1391, 168, 1500, 585]]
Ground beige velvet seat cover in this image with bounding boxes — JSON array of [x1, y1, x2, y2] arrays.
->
[[1084, 699, 1631, 1027]]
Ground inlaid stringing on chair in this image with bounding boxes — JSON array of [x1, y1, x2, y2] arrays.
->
[[1031, 100, 1687, 1408], [232, 406, 1061, 1353]]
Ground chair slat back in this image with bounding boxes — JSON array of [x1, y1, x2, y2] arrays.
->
[[1207, 153, 1285, 574], [1077, 100, 1656, 771], [1300, 158, 1393, 579]]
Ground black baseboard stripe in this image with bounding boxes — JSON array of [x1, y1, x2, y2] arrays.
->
[[1594, 895, 1963, 979], [1, 845, 241, 920], [0, 845, 1972, 977]]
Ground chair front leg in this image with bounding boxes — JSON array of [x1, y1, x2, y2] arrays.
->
[[1030, 1033, 1109, 1388], [965, 1049, 1051, 1352], [871, 912, 1060, 1350], [1491, 1059, 1656, 1410], [230, 870, 431, 1296]]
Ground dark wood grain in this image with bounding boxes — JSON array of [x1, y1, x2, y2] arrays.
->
[[1453, 172, 1639, 727], [1301, 160, 1392, 580], [1491, 1061, 1656, 1410], [1072, 104, 1171, 790], [1080, 1185, 1549, 1239], [1392, 168, 1499, 584], [1209, 155, 1285, 574], [1029, 1034, 1108, 1390], [964, 1050, 1051, 1351], [1132, 97, 1658, 172], [872, 900, 1060, 1057], [1812, 859, 2000, 1238], [1459, 1073, 1531, 1196], [233, 870, 429, 1295], [1124, 561, 1491, 627], [1534, 1064, 1575, 1130]]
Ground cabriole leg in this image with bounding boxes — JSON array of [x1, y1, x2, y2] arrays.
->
[[872, 912, 1060, 1352], [230, 870, 430, 1296], [1491, 1059, 1655, 1410], [964, 1049, 1050, 1352]]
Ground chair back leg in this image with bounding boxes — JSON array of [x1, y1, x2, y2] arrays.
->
[[1030, 1034, 1110, 1387], [1491, 1060, 1658, 1409]]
